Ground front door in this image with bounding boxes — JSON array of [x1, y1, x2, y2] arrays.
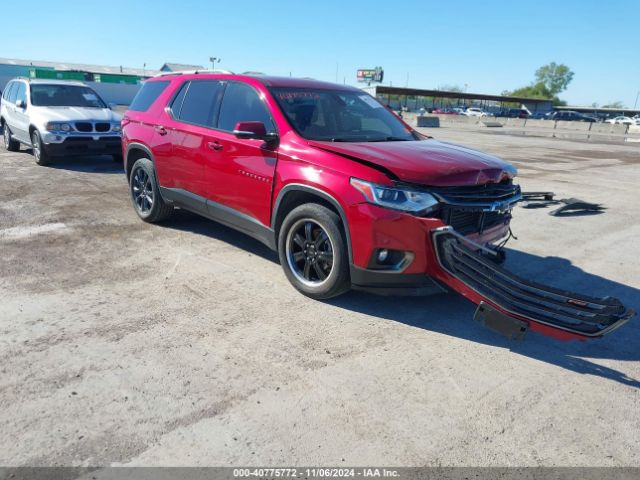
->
[[204, 81, 278, 227]]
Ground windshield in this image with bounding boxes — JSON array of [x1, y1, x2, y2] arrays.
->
[[30, 84, 107, 108], [270, 87, 416, 142]]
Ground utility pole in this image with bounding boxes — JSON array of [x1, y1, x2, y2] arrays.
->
[[209, 57, 221, 70], [335, 63, 339, 83], [634, 90, 640, 110]]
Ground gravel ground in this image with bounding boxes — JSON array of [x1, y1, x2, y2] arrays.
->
[[0, 128, 638, 467]]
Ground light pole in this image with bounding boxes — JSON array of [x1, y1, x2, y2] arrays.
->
[[634, 90, 640, 110], [209, 57, 221, 70]]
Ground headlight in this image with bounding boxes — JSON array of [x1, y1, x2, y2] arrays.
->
[[111, 123, 122, 132], [45, 122, 71, 132], [350, 178, 439, 214]]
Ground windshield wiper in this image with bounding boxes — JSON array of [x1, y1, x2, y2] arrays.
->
[[368, 136, 411, 142]]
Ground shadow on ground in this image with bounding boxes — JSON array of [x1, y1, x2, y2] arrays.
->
[[20, 149, 124, 174], [161, 209, 640, 389]]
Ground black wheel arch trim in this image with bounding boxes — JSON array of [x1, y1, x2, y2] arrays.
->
[[125, 142, 154, 176], [272, 183, 353, 263]]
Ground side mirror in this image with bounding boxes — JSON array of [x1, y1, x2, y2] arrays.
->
[[108, 102, 117, 110], [15, 99, 26, 109], [233, 121, 278, 144], [233, 121, 267, 139]]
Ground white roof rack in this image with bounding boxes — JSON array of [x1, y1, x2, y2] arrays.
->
[[154, 69, 234, 77]]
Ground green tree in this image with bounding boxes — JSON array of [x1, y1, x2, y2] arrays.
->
[[602, 101, 625, 109], [504, 62, 574, 105], [534, 62, 574, 96], [507, 82, 552, 99]]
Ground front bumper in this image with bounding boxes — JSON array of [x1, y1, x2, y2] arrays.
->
[[431, 227, 634, 340], [346, 203, 633, 340], [42, 133, 122, 157]]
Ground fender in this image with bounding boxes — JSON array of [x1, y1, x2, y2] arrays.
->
[[125, 142, 154, 176], [272, 183, 353, 263]]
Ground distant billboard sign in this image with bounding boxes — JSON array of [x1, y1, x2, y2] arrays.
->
[[357, 67, 384, 83]]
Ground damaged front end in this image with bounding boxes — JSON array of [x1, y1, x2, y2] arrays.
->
[[432, 227, 634, 340]]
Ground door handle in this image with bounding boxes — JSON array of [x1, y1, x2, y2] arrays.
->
[[154, 125, 167, 135], [207, 141, 223, 151]]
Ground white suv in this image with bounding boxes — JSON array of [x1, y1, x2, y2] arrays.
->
[[1, 78, 122, 165]]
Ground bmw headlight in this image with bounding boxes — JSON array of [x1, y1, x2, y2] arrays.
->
[[111, 123, 122, 132], [350, 178, 439, 214], [46, 122, 71, 132]]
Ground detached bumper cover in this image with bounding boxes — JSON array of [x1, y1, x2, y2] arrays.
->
[[433, 228, 634, 338]]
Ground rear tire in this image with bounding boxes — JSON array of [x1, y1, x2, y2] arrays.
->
[[278, 203, 350, 300], [129, 157, 173, 223], [31, 130, 50, 165], [3, 123, 20, 152]]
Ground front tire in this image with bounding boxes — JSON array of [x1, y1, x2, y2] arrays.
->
[[31, 130, 50, 165], [278, 203, 350, 300], [129, 157, 173, 223], [3, 123, 20, 152]]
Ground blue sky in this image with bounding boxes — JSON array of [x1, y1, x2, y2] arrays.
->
[[4, 0, 639, 107]]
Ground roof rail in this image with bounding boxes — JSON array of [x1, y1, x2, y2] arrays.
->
[[154, 69, 234, 77]]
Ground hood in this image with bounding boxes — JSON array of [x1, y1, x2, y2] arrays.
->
[[308, 139, 517, 186], [32, 106, 121, 122]]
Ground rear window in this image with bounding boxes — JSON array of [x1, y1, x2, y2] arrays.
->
[[2, 82, 12, 100], [128, 80, 170, 112], [174, 80, 223, 127], [6, 82, 18, 103]]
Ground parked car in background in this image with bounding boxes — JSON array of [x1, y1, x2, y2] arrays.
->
[[119, 72, 632, 341], [528, 112, 549, 120], [432, 108, 458, 115], [462, 107, 488, 117], [605, 116, 635, 125], [495, 108, 529, 119], [0, 78, 122, 165], [547, 111, 597, 122]]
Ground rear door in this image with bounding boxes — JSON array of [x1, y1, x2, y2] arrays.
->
[[204, 81, 278, 227], [159, 79, 224, 203]]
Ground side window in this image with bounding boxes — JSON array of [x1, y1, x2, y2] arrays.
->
[[7, 82, 19, 103], [129, 80, 170, 112], [176, 80, 222, 127], [168, 81, 189, 118], [1, 82, 12, 100], [14, 83, 26, 104], [218, 82, 275, 133]]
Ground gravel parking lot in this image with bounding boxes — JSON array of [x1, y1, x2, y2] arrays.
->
[[1, 127, 638, 467]]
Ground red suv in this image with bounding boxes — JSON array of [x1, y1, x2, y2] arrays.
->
[[121, 72, 632, 341]]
